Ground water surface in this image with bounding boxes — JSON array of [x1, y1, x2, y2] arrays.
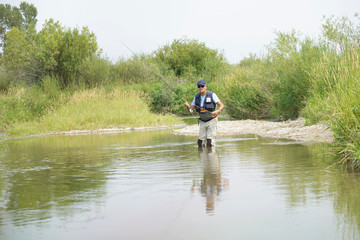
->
[[0, 129, 360, 240]]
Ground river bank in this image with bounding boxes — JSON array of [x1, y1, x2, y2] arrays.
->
[[173, 118, 333, 143], [2, 118, 333, 143]]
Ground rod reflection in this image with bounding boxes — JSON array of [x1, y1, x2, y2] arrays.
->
[[192, 147, 229, 214]]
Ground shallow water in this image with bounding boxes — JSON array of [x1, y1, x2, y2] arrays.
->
[[0, 129, 360, 240]]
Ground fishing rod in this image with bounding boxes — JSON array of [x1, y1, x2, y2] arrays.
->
[[120, 41, 193, 113]]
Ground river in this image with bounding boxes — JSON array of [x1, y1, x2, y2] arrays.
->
[[0, 129, 359, 240]]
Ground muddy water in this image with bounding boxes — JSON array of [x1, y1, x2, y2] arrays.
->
[[0, 130, 360, 240]]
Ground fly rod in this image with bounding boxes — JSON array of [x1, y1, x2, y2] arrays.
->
[[120, 41, 193, 113]]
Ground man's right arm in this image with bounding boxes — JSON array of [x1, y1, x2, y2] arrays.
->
[[184, 96, 196, 110], [184, 102, 195, 110]]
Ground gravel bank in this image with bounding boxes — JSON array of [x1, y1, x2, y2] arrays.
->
[[172, 118, 333, 143], [4, 118, 332, 143]]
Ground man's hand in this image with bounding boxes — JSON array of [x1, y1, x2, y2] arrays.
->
[[184, 102, 193, 113], [212, 109, 221, 117]]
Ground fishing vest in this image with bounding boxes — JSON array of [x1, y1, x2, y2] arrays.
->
[[194, 91, 216, 113]]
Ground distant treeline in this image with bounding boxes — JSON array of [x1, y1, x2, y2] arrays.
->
[[1, 2, 360, 169]]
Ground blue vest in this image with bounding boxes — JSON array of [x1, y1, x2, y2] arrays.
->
[[195, 91, 216, 113]]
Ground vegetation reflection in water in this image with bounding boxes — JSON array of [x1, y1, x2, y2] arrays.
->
[[0, 130, 360, 239]]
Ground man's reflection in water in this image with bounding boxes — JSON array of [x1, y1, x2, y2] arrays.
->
[[192, 146, 229, 214]]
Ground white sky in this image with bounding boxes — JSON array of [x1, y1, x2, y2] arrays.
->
[[2, 0, 360, 63]]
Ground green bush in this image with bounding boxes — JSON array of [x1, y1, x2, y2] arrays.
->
[[141, 80, 198, 115], [2, 18, 99, 87], [146, 82, 176, 113], [78, 57, 111, 87], [267, 32, 323, 120], [222, 65, 271, 119], [0, 76, 65, 130], [153, 37, 226, 80], [0, 66, 10, 92], [111, 56, 162, 84]]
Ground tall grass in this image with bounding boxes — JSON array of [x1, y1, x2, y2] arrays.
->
[[221, 62, 272, 119], [6, 86, 183, 137], [0, 76, 65, 130], [303, 45, 360, 169], [266, 34, 324, 119], [220, 33, 324, 120]]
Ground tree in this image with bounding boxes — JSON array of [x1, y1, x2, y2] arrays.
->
[[2, 18, 99, 86], [57, 26, 99, 86], [2, 27, 31, 79], [0, 1, 37, 52]]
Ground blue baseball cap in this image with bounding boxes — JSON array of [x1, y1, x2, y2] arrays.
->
[[197, 80, 206, 86]]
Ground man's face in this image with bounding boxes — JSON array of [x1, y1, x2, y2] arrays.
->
[[197, 84, 207, 94]]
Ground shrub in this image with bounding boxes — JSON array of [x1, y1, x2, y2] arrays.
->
[[111, 55, 161, 84], [2, 18, 99, 87], [0, 76, 65, 130], [153, 37, 226, 80], [222, 66, 271, 119], [78, 57, 111, 87], [267, 31, 324, 119], [303, 45, 360, 169]]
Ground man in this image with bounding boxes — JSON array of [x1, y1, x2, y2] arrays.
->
[[184, 80, 225, 147]]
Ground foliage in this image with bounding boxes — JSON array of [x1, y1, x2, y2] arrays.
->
[[222, 61, 272, 119], [0, 76, 64, 131], [266, 31, 324, 120], [299, 14, 360, 169], [153, 37, 226, 80], [34, 19, 64, 78], [321, 13, 360, 51], [143, 80, 197, 114], [0, 1, 37, 52], [303, 46, 360, 169], [78, 56, 111, 87], [1, 26, 37, 83], [146, 82, 176, 113], [0, 66, 10, 91], [2, 18, 99, 87], [57, 26, 99, 85], [6, 86, 183, 137], [111, 55, 161, 84]]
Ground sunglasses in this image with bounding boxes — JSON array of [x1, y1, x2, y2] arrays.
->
[[197, 85, 205, 88]]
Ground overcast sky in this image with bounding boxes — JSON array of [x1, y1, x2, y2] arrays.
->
[[3, 0, 360, 63]]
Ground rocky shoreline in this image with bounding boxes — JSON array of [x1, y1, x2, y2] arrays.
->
[[172, 118, 333, 143]]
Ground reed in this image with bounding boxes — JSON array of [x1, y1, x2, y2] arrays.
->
[[303, 45, 360, 169]]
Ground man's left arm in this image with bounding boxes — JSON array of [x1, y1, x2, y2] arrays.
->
[[211, 93, 224, 117], [213, 101, 224, 117]]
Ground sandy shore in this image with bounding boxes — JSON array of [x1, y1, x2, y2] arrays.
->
[[172, 118, 333, 143]]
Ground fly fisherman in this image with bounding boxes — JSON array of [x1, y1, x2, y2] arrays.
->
[[184, 80, 225, 147]]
